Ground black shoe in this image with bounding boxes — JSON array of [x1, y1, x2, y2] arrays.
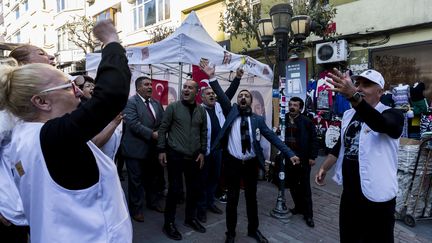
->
[[163, 223, 182, 241], [184, 219, 206, 233], [208, 204, 223, 214], [197, 211, 207, 223], [305, 217, 315, 228], [248, 230, 268, 243], [225, 234, 235, 243]]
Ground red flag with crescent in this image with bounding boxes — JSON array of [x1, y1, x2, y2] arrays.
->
[[151, 79, 168, 105], [192, 65, 210, 104]]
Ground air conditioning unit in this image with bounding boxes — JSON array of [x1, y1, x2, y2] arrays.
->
[[315, 40, 348, 64]]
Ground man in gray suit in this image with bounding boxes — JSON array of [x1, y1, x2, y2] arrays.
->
[[122, 76, 165, 222]]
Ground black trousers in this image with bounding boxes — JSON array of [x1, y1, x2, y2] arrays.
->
[[339, 191, 396, 243], [0, 224, 29, 243], [286, 159, 313, 218], [198, 149, 222, 211], [225, 154, 259, 236], [164, 149, 201, 224], [125, 149, 164, 215]]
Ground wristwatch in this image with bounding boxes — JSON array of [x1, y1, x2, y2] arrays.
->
[[348, 92, 362, 102]]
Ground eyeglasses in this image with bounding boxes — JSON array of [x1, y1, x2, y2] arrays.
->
[[39, 80, 80, 95]]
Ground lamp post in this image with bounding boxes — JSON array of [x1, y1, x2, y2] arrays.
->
[[258, 3, 313, 221]]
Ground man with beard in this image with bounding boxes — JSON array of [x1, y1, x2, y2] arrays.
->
[[284, 96, 318, 227], [158, 80, 207, 241], [200, 61, 300, 243], [122, 77, 165, 222], [197, 68, 244, 223]]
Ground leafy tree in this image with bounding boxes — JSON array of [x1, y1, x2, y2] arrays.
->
[[145, 25, 176, 43], [219, 0, 337, 50], [219, 0, 262, 49], [63, 16, 98, 54]]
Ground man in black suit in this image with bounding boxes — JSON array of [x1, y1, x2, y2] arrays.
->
[[201, 61, 300, 243], [122, 76, 165, 222]]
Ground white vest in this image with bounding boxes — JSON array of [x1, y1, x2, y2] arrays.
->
[[203, 102, 225, 155], [9, 123, 132, 243], [0, 111, 26, 225], [333, 102, 399, 202], [101, 123, 122, 160]]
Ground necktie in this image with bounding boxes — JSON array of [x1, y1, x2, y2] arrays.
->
[[145, 99, 155, 123], [240, 115, 251, 154]]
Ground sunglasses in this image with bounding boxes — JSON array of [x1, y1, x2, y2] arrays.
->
[[39, 80, 80, 95]]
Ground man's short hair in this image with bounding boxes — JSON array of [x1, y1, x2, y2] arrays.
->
[[289, 96, 304, 109], [200, 86, 213, 97], [238, 89, 253, 103], [185, 79, 199, 92], [135, 76, 151, 89]]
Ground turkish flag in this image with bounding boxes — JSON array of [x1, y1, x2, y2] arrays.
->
[[192, 65, 210, 104], [151, 79, 168, 105]]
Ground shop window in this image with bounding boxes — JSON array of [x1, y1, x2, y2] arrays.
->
[[371, 41, 432, 90]]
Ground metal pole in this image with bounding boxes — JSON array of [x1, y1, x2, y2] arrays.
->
[[177, 62, 183, 101], [270, 32, 291, 221]]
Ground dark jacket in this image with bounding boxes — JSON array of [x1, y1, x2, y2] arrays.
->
[[210, 80, 295, 169], [157, 101, 207, 157], [284, 113, 318, 162], [122, 95, 164, 159]]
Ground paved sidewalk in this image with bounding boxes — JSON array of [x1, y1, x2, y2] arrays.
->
[[127, 156, 432, 242]]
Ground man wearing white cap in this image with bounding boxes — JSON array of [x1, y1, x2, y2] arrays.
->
[[315, 68, 404, 243]]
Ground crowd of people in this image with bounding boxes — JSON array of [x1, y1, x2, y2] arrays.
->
[[0, 20, 405, 243]]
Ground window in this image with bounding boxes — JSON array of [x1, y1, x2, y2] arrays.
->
[[57, 0, 65, 12], [144, 0, 156, 26], [23, 0, 28, 12], [132, 0, 170, 30], [13, 31, 20, 43], [95, 8, 117, 24], [15, 7, 19, 19], [57, 27, 78, 51], [57, 29, 65, 51], [57, 0, 80, 12]]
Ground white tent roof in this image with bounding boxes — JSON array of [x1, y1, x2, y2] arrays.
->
[[86, 11, 273, 82]]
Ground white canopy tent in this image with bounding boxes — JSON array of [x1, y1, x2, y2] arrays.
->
[[86, 12, 274, 159]]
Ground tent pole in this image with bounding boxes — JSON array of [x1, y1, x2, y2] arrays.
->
[[177, 62, 183, 101]]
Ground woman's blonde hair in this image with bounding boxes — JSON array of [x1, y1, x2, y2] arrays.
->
[[0, 59, 62, 121]]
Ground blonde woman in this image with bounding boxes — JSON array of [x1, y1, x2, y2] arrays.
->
[[0, 20, 132, 243]]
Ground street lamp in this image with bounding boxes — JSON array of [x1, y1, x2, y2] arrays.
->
[[258, 3, 313, 221], [257, 18, 274, 65]]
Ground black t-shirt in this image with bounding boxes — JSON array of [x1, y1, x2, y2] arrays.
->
[[341, 113, 362, 195], [330, 101, 405, 197]]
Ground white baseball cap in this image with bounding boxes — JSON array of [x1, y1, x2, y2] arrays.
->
[[351, 69, 385, 89]]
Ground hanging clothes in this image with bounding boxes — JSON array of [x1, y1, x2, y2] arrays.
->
[[392, 84, 410, 107], [333, 93, 351, 116]]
